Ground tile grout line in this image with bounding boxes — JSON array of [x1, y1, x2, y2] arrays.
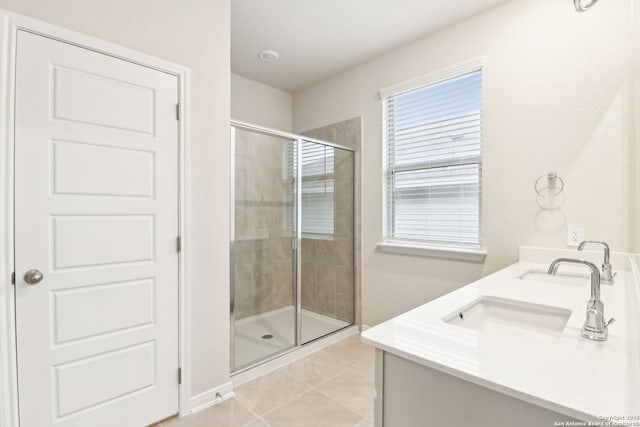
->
[[320, 348, 361, 367], [306, 352, 373, 421], [239, 346, 354, 414], [309, 361, 358, 387], [309, 352, 375, 421], [236, 336, 374, 427], [351, 357, 375, 376], [256, 353, 368, 421], [235, 396, 272, 427], [282, 353, 372, 392], [160, 337, 373, 427], [353, 416, 373, 427], [313, 349, 375, 386], [324, 339, 375, 363], [310, 376, 369, 422], [283, 350, 358, 384], [261, 386, 365, 427], [259, 387, 316, 419], [274, 338, 375, 420], [313, 388, 367, 424], [239, 370, 317, 420]]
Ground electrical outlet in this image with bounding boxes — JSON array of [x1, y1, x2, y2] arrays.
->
[[567, 224, 585, 247]]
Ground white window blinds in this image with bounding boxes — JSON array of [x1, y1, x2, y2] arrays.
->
[[283, 141, 335, 236], [382, 67, 482, 247], [301, 141, 334, 235]]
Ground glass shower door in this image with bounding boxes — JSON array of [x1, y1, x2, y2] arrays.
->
[[231, 128, 297, 370], [299, 142, 355, 344]]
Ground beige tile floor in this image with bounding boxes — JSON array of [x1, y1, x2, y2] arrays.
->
[[161, 334, 375, 427]]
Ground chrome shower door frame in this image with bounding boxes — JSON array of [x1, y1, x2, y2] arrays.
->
[[229, 125, 236, 372], [294, 137, 302, 347], [229, 120, 355, 373]]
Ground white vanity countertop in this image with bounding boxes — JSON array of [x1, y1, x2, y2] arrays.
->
[[362, 251, 640, 423]]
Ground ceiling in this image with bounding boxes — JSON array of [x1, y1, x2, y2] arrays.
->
[[231, 0, 511, 92]]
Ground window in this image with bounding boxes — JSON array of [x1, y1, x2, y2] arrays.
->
[[301, 141, 334, 236], [283, 141, 335, 236], [382, 64, 482, 249]]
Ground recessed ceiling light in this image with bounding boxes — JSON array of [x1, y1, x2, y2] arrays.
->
[[259, 50, 279, 62]]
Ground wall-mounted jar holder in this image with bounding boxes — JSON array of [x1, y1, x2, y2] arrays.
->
[[535, 172, 564, 198], [535, 172, 565, 210]]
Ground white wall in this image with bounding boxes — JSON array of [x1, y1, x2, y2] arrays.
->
[[633, 2, 640, 253], [232, 73, 292, 131], [293, 0, 634, 325], [0, 0, 231, 396]]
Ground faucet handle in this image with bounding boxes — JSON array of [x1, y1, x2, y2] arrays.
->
[[601, 264, 616, 285], [605, 318, 616, 330]]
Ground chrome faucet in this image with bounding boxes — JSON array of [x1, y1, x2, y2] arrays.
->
[[577, 241, 615, 285], [548, 258, 615, 341]]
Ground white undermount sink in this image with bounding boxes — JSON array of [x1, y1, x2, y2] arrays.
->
[[444, 296, 572, 333], [518, 269, 590, 286]]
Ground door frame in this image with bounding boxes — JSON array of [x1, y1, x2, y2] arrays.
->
[[0, 9, 193, 426]]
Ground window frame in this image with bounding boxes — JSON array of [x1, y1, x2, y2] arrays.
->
[[379, 59, 485, 259]]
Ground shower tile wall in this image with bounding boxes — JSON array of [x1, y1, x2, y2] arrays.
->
[[233, 131, 294, 319], [301, 118, 361, 325]]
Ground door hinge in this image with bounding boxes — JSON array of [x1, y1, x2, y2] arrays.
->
[[11, 272, 15, 285], [178, 367, 182, 385], [176, 103, 181, 121], [291, 237, 298, 251], [176, 236, 182, 253]]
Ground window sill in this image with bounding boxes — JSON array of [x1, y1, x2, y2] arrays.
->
[[376, 241, 487, 262], [301, 233, 334, 241]]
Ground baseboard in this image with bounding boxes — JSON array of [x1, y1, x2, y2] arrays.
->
[[189, 382, 234, 414], [362, 324, 371, 331]]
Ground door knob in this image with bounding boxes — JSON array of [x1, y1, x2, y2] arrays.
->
[[23, 269, 44, 285]]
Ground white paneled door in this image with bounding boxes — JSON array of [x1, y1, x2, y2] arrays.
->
[[14, 31, 180, 427]]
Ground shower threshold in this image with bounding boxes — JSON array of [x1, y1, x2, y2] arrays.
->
[[233, 306, 351, 371]]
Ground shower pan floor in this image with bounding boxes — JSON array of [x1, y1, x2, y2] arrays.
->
[[234, 306, 350, 370]]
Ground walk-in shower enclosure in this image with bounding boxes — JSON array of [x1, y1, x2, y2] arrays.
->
[[230, 122, 355, 371]]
